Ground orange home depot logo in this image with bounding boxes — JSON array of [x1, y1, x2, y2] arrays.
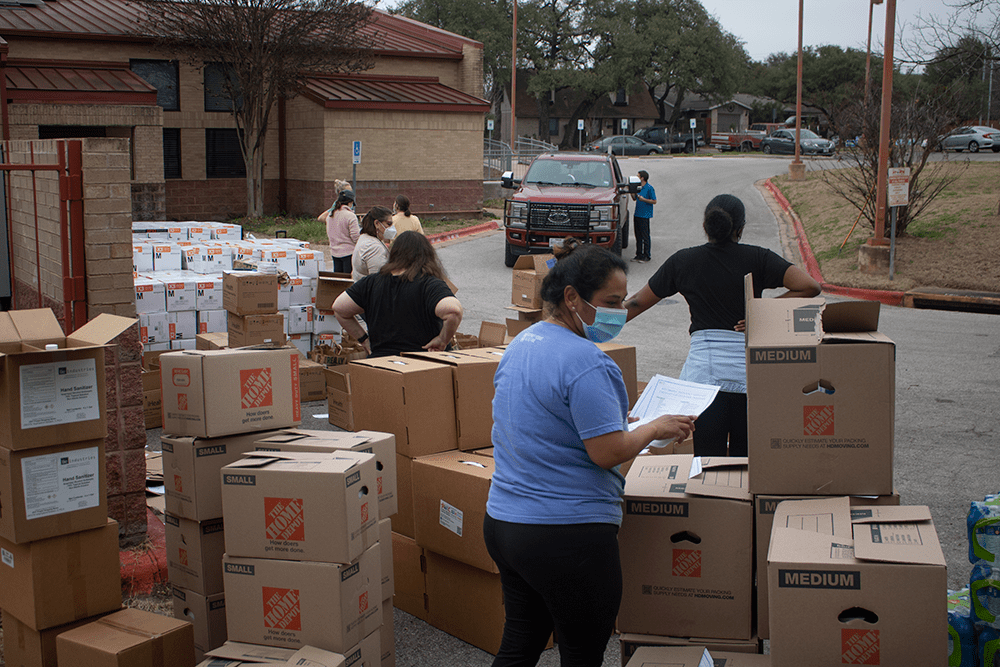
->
[[173, 475, 183, 493], [178, 548, 188, 567], [672, 548, 702, 577], [177, 393, 188, 412], [172, 368, 191, 387], [264, 497, 305, 541], [358, 590, 369, 614], [377, 476, 383, 495], [804, 405, 835, 436], [263, 587, 301, 631], [241, 368, 273, 409], [360, 501, 369, 524], [842, 628, 880, 664]]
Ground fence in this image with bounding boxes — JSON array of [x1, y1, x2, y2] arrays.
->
[[484, 137, 559, 180]]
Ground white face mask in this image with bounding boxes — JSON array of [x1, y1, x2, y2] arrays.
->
[[382, 225, 397, 242]]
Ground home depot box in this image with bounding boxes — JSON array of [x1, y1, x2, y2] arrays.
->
[[393, 454, 416, 539], [201, 641, 357, 667], [0, 310, 134, 450], [510, 254, 554, 309], [221, 450, 378, 564], [162, 431, 282, 521], [391, 532, 428, 621], [744, 275, 895, 495], [378, 517, 393, 602], [754, 492, 901, 639], [223, 271, 279, 316], [348, 356, 457, 458], [196, 331, 229, 351], [380, 599, 395, 667], [160, 347, 301, 438], [403, 350, 497, 451], [253, 429, 397, 519], [165, 514, 226, 595], [0, 518, 121, 630], [412, 451, 496, 573], [618, 455, 753, 639], [768, 497, 947, 667], [0, 439, 107, 543], [227, 313, 287, 348], [172, 586, 227, 661], [619, 634, 763, 664], [424, 550, 505, 655], [298, 359, 326, 401], [325, 366, 354, 431], [222, 544, 382, 654], [55, 607, 196, 667], [1, 609, 119, 667], [624, 647, 770, 667]]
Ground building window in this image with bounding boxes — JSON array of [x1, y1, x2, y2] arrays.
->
[[130, 60, 180, 111], [549, 118, 559, 137], [204, 63, 242, 112], [163, 129, 181, 179], [38, 126, 107, 139], [613, 88, 628, 106], [206, 129, 245, 178]]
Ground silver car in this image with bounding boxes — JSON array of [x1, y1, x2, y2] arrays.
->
[[938, 126, 998, 153], [761, 128, 835, 156]]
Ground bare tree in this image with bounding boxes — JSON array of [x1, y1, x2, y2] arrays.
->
[[131, 0, 376, 217]]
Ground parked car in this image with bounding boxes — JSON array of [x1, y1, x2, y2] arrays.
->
[[633, 126, 704, 152], [937, 126, 999, 153], [761, 128, 835, 156], [585, 135, 664, 155]]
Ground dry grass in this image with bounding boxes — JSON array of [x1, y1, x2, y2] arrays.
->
[[773, 162, 1000, 293]]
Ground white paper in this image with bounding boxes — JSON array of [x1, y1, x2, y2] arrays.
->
[[21, 446, 101, 519], [628, 375, 721, 451], [20, 358, 100, 429], [438, 499, 464, 537]]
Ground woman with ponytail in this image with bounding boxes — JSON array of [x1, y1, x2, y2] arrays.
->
[[624, 194, 820, 457], [390, 194, 423, 239]]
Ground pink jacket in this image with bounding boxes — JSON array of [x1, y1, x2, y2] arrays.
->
[[327, 208, 360, 257]]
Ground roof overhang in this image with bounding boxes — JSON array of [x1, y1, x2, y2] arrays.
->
[[4, 59, 158, 105], [304, 73, 489, 113]]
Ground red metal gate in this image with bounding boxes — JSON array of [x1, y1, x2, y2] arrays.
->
[[1, 139, 87, 333]]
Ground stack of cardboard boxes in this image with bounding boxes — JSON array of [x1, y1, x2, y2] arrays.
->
[[506, 254, 550, 336], [224, 271, 286, 349]]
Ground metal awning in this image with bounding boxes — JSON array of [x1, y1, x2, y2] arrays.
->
[[304, 74, 489, 113], [4, 61, 158, 105]]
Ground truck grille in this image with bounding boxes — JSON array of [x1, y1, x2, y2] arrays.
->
[[527, 203, 591, 232]]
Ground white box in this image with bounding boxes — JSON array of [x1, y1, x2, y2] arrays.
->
[[287, 277, 313, 306], [258, 248, 298, 275], [133, 244, 154, 272], [209, 223, 242, 241], [168, 310, 198, 340], [287, 305, 314, 335], [313, 310, 339, 335], [163, 275, 199, 312], [195, 276, 225, 310], [198, 309, 228, 334], [140, 312, 170, 345], [152, 243, 183, 271], [314, 331, 342, 347], [166, 226, 188, 241], [188, 246, 233, 274], [185, 224, 213, 241], [171, 338, 197, 350], [146, 341, 171, 351], [135, 277, 166, 314], [296, 250, 323, 278], [287, 333, 312, 358]]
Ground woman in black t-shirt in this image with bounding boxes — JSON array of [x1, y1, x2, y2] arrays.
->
[[332, 231, 463, 358], [624, 194, 821, 456]]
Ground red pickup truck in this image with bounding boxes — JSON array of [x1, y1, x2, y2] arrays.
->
[[711, 123, 786, 152], [500, 152, 639, 267]]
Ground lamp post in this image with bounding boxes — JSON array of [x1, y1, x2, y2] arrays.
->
[[510, 0, 517, 148], [864, 0, 884, 101], [789, 0, 806, 181], [870, 0, 896, 247]]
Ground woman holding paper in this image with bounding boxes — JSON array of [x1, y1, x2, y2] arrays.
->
[[624, 193, 821, 457], [484, 239, 695, 667]]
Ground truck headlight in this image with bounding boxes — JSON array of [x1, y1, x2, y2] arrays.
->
[[590, 205, 615, 230], [506, 201, 528, 228]]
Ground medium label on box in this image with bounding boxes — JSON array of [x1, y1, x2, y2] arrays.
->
[[1, 547, 12, 568], [438, 499, 463, 537], [21, 446, 100, 519], [19, 358, 100, 429]]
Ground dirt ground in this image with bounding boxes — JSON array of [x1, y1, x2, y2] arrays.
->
[[772, 161, 1000, 293]]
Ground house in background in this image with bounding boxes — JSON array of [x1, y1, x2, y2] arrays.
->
[[0, 0, 489, 221]]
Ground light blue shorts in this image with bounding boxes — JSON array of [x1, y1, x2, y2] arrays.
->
[[679, 329, 747, 394]]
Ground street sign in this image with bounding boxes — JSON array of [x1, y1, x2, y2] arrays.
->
[[578, 119, 584, 131], [689, 118, 697, 129], [621, 119, 628, 130], [352, 140, 361, 165], [487, 120, 494, 131], [888, 167, 910, 207]]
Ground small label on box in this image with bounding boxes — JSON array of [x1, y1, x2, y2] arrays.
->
[[438, 499, 463, 537], [20, 446, 100, 519], [19, 358, 100, 429], [1, 547, 12, 568]]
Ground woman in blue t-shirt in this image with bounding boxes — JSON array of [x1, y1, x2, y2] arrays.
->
[[624, 194, 821, 456], [485, 239, 696, 667]]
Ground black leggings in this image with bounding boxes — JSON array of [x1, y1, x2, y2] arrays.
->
[[692, 390, 748, 457], [483, 514, 621, 667]]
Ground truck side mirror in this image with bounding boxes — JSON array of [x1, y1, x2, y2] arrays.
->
[[501, 171, 519, 189], [627, 175, 641, 194]]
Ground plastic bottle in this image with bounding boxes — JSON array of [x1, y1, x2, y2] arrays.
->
[[981, 625, 1000, 667], [949, 588, 977, 667], [968, 494, 1000, 565], [971, 560, 1000, 630]]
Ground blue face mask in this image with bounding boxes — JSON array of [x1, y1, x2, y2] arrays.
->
[[575, 299, 627, 343]]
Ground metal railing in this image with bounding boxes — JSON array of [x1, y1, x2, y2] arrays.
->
[[484, 137, 558, 180]]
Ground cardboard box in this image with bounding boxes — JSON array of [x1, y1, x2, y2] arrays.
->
[[221, 450, 379, 564], [348, 356, 457, 458], [286, 333, 312, 359], [172, 586, 227, 661], [768, 497, 947, 667], [411, 451, 496, 573], [169, 310, 198, 340], [197, 309, 227, 335], [133, 243, 154, 273], [1, 608, 120, 667], [403, 350, 497, 451], [153, 243, 183, 271], [140, 312, 170, 346], [379, 518, 394, 603], [195, 277, 225, 311], [424, 550, 507, 655], [618, 455, 753, 639], [286, 305, 314, 335], [160, 347, 301, 438], [280, 277, 314, 309], [253, 429, 397, 520], [223, 271, 279, 316], [162, 431, 282, 521], [619, 634, 763, 664], [0, 310, 134, 450], [391, 531, 428, 621], [754, 492, 901, 639], [135, 277, 166, 314], [164, 277, 199, 312], [510, 254, 554, 309], [227, 313, 287, 348], [503, 305, 543, 337], [745, 275, 895, 495], [0, 439, 107, 544], [624, 647, 769, 667], [144, 388, 163, 429], [381, 598, 395, 667], [393, 454, 415, 538], [196, 332, 229, 351], [312, 309, 340, 335], [222, 544, 382, 654], [298, 359, 326, 401], [325, 366, 354, 431], [596, 342, 638, 408], [314, 271, 354, 311], [0, 519, 122, 629], [165, 514, 226, 595], [172, 338, 198, 350], [55, 607, 196, 667], [478, 322, 507, 348], [201, 641, 351, 667]]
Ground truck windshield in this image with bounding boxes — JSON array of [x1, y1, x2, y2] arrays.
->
[[524, 159, 611, 187]]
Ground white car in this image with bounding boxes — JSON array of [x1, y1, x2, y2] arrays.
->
[[938, 126, 998, 153]]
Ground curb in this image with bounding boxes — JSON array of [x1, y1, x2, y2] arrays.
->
[[764, 179, 907, 306], [426, 220, 499, 245]]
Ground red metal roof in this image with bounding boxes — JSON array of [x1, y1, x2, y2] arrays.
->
[[304, 73, 489, 113], [5, 59, 157, 104]]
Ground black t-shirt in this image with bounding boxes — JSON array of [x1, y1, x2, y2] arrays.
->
[[648, 242, 792, 334], [346, 272, 455, 357]]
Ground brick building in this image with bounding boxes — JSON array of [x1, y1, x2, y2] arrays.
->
[[0, 0, 489, 221]]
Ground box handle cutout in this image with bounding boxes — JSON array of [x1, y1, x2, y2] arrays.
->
[[802, 380, 836, 396], [838, 607, 879, 624], [376, 461, 383, 472], [358, 486, 369, 499], [459, 460, 487, 469], [670, 531, 702, 545]]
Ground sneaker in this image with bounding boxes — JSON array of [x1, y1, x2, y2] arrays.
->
[[631, 257, 643, 262]]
